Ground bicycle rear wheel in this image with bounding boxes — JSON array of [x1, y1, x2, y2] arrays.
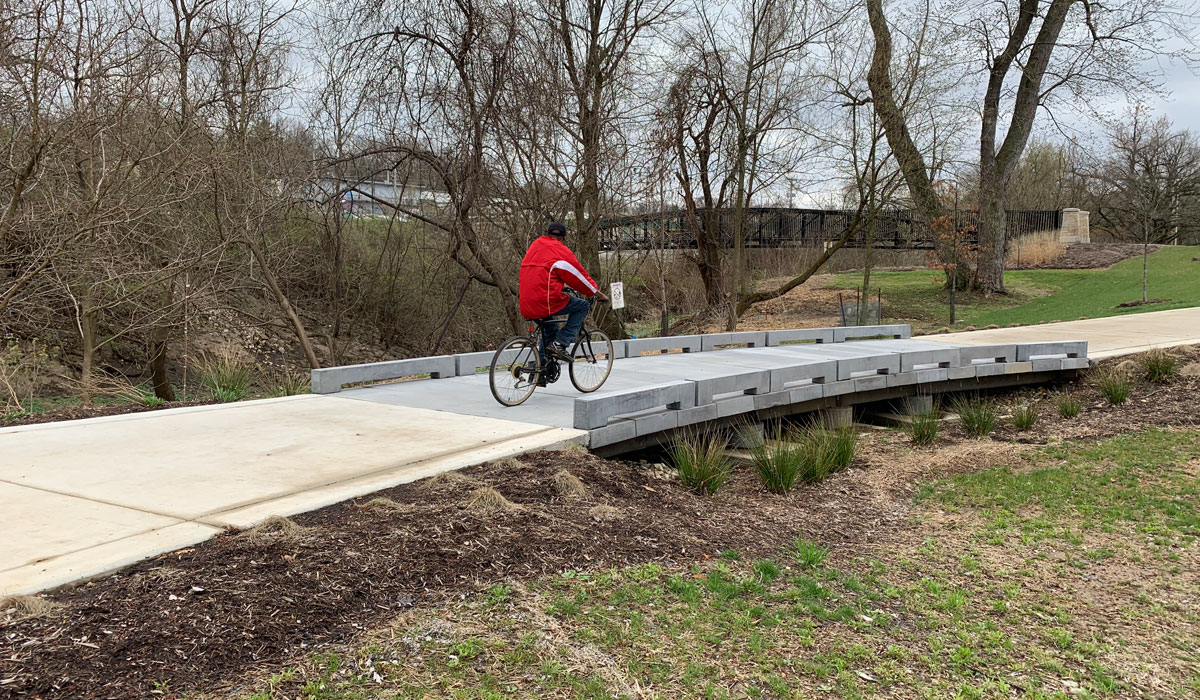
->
[[489, 336, 541, 406], [569, 329, 614, 393]]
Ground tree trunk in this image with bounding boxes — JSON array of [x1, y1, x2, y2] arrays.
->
[[80, 293, 97, 405], [240, 238, 321, 369], [736, 207, 866, 317], [975, 183, 1007, 294], [1143, 217, 1149, 303]]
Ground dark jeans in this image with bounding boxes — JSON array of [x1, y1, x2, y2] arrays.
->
[[540, 296, 590, 359]]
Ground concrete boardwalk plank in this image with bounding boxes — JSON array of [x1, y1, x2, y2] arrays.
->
[[926, 307, 1200, 359], [0, 395, 584, 595]]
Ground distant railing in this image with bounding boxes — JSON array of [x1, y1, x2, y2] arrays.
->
[[597, 207, 1063, 251]]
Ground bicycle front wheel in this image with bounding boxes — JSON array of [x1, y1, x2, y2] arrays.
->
[[569, 329, 614, 393], [489, 336, 541, 406]]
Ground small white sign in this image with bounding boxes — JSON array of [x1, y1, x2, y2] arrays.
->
[[610, 281, 625, 310]]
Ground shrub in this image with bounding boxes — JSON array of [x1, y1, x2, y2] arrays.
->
[[790, 537, 829, 569], [197, 353, 255, 403], [1140, 350, 1176, 383], [953, 395, 998, 437], [909, 410, 940, 446], [1012, 403, 1038, 431], [1095, 369, 1131, 405], [1056, 393, 1082, 419], [669, 432, 733, 495]]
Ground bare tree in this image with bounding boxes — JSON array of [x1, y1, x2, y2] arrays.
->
[[1086, 107, 1200, 301], [866, 0, 1194, 293]]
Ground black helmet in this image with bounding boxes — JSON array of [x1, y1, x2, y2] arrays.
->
[[547, 221, 567, 237]]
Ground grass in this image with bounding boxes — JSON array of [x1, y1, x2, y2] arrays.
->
[[953, 395, 998, 437], [1095, 369, 1132, 405], [750, 425, 859, 493], [669, 431, 734, 495], [197, 353, 255, 403], [1005, 231, 1065, 268], [909, 409, 940, 445], [1012, 403, 1038, 431], [827, 245, 1200, 330], [241, 429, 1200, 700], [1056, 393, 1083, 418], [1141, 349, 1177, 383]]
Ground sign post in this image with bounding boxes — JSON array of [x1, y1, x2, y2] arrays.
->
[[609, 281, 625, 310]]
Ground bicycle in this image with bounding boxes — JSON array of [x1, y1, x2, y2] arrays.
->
[[488, 296, 615, 407]]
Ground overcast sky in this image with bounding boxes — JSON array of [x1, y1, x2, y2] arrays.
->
[[1150, 58, 1200, 132]]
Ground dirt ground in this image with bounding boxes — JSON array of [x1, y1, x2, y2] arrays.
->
[[3, 347, 1199, 699], [0, 398, 221, 427]]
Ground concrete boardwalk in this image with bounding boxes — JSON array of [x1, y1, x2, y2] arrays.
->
[[0, 396, 583, 596], [928, 307, 1200, 359], [3, 308, 1197, 597]]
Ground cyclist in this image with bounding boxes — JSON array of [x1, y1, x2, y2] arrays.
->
[[519, 221, 608, 371]]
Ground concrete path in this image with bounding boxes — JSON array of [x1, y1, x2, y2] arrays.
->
[[925, 307, 1200, 359], [0, 395, 583, 596]]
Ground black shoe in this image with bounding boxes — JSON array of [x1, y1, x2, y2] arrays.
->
[[548, 342, 573, 363]]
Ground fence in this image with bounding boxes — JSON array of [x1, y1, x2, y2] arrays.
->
[[597, 207, 1064, 252]]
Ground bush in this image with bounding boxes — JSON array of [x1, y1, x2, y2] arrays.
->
[[1056, 393, 1082, 419], [1140, 350, 1176, 383], [909, 410, 940, 446], [953, 395, 998, 437], [1012, 403, 1038, 431], [197, 354, 256, 403], [1095, 369, 1131, 405], [669, 432, 733, 495]]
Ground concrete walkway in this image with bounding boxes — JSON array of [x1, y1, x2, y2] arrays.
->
[[925, 307, 1200, 359], [3, 307, 1198, 597], [0, 396, 583, 596]]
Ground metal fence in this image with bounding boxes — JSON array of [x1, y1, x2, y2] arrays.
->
[[597, 207, 1063, 251]]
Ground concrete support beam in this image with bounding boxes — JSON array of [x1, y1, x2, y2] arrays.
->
[[312, 356, 456, 394]]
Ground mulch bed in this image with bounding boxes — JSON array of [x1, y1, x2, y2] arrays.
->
[[0, 452, 899, 699], [0, 399, 219, 428], [1013, 242, 1161, 270]]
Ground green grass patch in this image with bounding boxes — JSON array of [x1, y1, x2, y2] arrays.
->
[[828, 246, 1200, 329]]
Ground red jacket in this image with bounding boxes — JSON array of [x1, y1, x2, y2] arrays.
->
[[519, 235, 598, 319]]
